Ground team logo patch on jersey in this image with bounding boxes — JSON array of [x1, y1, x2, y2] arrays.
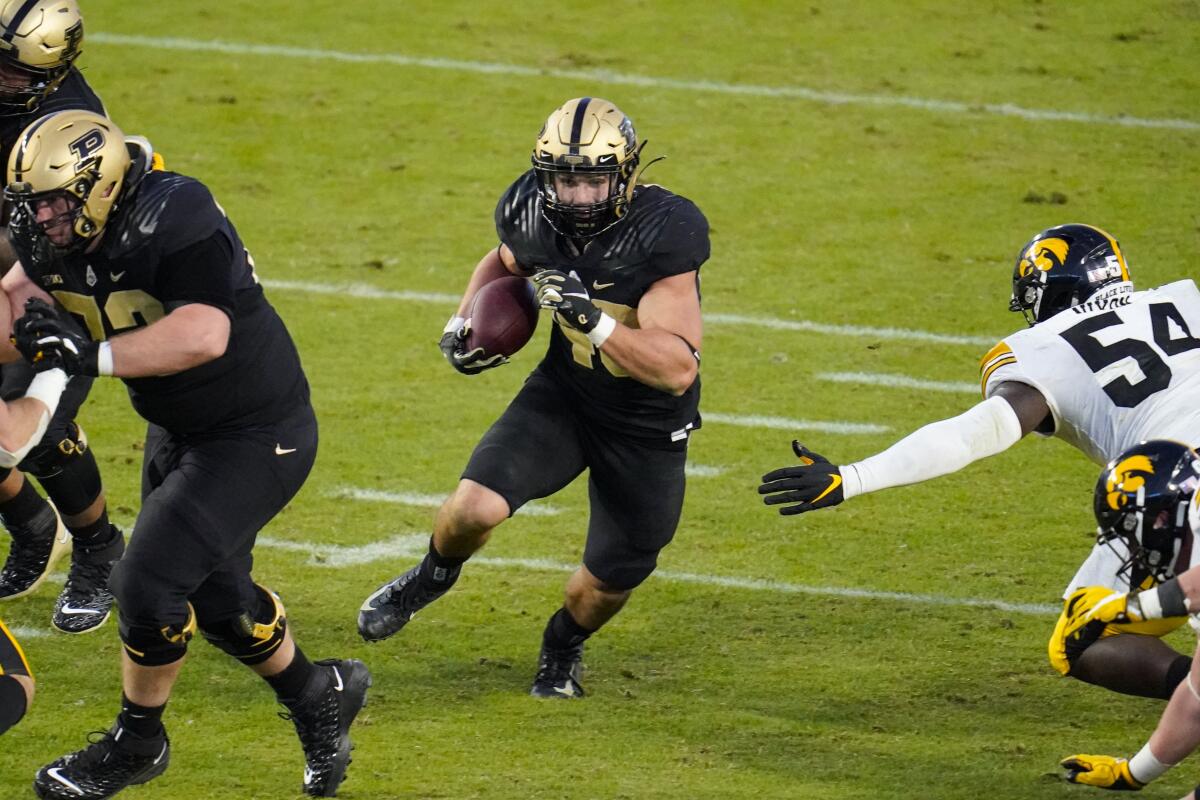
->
[[68, 128, 107, 172], [85, 264, 96, 287], [1018, 237, 1069, 277], [1105, 455, 1154, 510]]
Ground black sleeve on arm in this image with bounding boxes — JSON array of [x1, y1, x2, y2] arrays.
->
[[650, 199, 710, 279], [155, 231, 236, 316]]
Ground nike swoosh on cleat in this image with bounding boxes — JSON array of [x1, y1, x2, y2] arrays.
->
[[552, 684, 577, 697], [110, 271, 126, 282], [275, 444, 297, 455], [46, 767, 85, 795], [58, 604, 102, 615], [304, 766, 316, 786], [592, 280, 614, 290], [331, 666, 344, 692], [812, 474, 842, 503], [154, 741, 168, 764]]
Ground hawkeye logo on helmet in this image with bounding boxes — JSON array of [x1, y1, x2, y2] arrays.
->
[[1105, 455, 1154, 511], [68, 128, 106, 172], [1018, 238, 1069, 277]]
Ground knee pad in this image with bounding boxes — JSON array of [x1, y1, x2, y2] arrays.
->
[[118, 603, 196, 667], [22, 423, 102, 516], [0, 619, 32, 678], [199, 585, 288, 666]]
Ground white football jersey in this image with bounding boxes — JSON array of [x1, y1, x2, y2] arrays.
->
[[981, 279, 1200, 466], [990, 279, 1200, 598]]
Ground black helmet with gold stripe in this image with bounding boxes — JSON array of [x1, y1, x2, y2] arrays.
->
[[531, 96, 642, 239], [1009, 223, 1131, 325], [1094, 440, 1200, 585], [0, 0, 84, 117]]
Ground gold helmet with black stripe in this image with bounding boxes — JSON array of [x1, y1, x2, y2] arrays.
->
[[0, 0, 83, 117], [531, 96, 644, 238], [1009, 223, 1132, 325], [5, 109, 130, 254]]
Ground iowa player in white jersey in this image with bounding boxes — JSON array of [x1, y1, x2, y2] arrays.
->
[[359, 97, 708, 699], [759, 223, 1200, 700]]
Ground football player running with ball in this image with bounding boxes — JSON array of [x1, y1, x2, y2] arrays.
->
[[759, 224, 1200, 701], [4, 111, 369, 799], [359, 97, 709, 699]]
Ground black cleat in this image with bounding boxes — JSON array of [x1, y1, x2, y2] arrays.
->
[[529, 643, 586, 699], [281, 658, 371, 797], [0, 503, 69, 600], [357, 562, 458, 642], [52, 536, 123, 634], [33, 723, 169, 800]]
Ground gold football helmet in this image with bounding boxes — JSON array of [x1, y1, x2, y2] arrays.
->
[[6, 109, 130, 254], [531, 96, 644, 238], [0, 0, 83, 116]]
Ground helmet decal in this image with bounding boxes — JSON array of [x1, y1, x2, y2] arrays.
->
[[1104, 454, 1153, 510], [1018, 237, 1069, 277]]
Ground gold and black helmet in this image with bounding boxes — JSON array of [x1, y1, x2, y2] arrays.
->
[[1009, 223, 1131, 325], [5, 109, 131, 254], [0, 0, 83, 117], [531, 96, 642, 238]]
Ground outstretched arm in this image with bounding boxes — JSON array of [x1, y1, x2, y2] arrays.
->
[[759, 381, 1049, 515]]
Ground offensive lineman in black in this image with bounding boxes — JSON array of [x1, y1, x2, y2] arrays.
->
[[0, 0, 124, 634], [4, 111, 369, 799], [359, 97, 708, 698]]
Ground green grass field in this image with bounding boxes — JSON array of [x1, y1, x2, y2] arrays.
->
[[1, 1, 1199, 797]]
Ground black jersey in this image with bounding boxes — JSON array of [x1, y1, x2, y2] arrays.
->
[[0, 67, 105, 166], [495, 170, 708, 441], [17, 170, 310, 434]]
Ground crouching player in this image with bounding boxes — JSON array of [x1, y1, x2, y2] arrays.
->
[[1058, 440, 1200, 793]]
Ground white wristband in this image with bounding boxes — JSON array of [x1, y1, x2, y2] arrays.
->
[[1136, 587, 1163, 620], [1129, 742, 1173, 784], [587, 313, 616, 347], [24, 368, 67, 417], [444, 315, 467, 335], [97, 341, 114, 377]]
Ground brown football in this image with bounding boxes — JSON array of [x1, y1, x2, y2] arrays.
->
[[465, 276, 539, 357]]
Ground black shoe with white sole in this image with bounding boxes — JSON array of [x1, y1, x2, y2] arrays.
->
[[33, 722, 169, 800], [280, 658, 372, 797]]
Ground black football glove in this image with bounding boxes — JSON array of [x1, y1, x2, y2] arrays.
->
[[438, 317, 507, 375], [758, 441, 845, 515], [533, 269, 601, 333], [12, 298, 98, 376]]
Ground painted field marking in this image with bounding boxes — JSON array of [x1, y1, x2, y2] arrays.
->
[[818, 371, 978, 395], [704, 412, 889, 435], [685, 464, 725, 478], [9, 626, 48, 639], [89, 33, 1200, 132], [330, 487, 562, 517], [262, 278, 998, 348], [255, 532, 1058, 616]]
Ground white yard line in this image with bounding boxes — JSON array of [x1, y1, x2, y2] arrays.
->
[[818, 371, 978, 394], [704, 412, 889, 435], [255, 533, 1058, 616], [684, 464, 725, 478], [90, 33, 1200, 132], [329, 487, 562, 516], [262, 278, 997, 347]]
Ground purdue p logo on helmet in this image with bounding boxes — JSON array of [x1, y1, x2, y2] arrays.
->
[[1008, 223, 1131, 325], [0, 0, 84, 116], [531, 97, 644, 239], [5, 109, 131, 252]]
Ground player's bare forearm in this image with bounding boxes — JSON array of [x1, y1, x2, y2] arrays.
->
[[1, 260, 54, 341], [110, 303, 230, 378], [1148, 648, 1200, 764], [600, 270, 701, 395], [455, 246, 527, 318], [0, 396, 50, 454], [599, 325, 697, 395]]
